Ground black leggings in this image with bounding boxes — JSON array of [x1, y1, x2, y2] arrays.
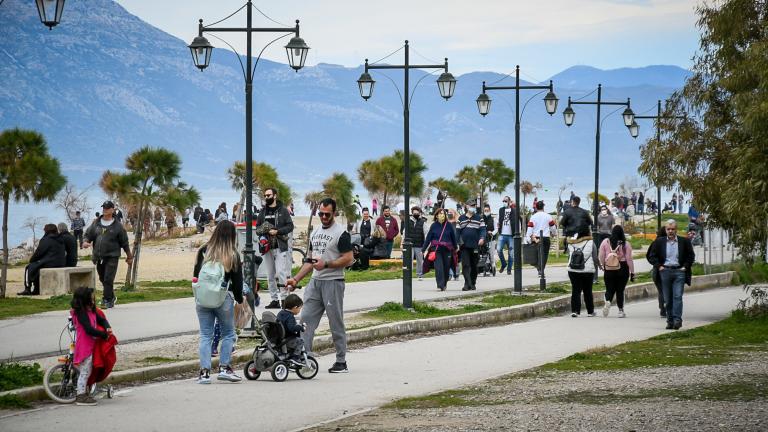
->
[[568, 271, 595, 314], [604, 261, 630, 309]]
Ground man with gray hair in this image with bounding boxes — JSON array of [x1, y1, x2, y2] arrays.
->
[[57, 223, 78, 267], [646, 219, 695, 330]]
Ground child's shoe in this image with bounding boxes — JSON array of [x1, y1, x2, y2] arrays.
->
[[75, 394, 97, 406]]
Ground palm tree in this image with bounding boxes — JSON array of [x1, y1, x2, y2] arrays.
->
[[0, 128, 66, 298], [322, 172, 357, 224], [227, 161, 292, 221], [428, 177, 470, 210], [455, 158, 515, 209], [101, 147, 199, 288]]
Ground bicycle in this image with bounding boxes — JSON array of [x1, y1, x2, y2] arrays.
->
[[43, 315, 113, 403]]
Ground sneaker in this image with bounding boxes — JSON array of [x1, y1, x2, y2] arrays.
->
[[660, 308, 667, 318], [265, 300, 281, 309], [499, 265, 506, 273], [418, 276, 423, 281], [75, 394, 97, 406], [571, 313, 578, 318], [602, 301, 611, 317], [587, 312, 597, 317], [197, 368, 211, 384], [673, 321, 682, 330], [328, 362, 348, 374], [218, 365, 242, 382], [665, 322, 674, 330], [618, 309, 626, 318]]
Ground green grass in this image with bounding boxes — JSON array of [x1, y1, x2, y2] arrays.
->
[[0, 287, 192, 320], [139, 279, 192, 288], [0, 394, 31, 410], [364, 294, 543, 322], [0, 362, 43, 391], [140, 356, 183, 364], [384, 389, 497, 409], [536, 310, 768, 373]]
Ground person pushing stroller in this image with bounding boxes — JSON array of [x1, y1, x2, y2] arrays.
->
[[277, 294, 306, 367]]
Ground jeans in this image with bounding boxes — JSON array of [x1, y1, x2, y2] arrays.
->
[[660, 268, 685, 324], [385, 241, 394, 258], [74, 229, 84, 248], [196, 293, 236, 370], [497, 234, 513, 272], [412, 246, 424, 277]]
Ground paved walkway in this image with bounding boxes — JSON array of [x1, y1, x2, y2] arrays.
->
[[0, 243, 728, 360], [0, 286, 745, 431]]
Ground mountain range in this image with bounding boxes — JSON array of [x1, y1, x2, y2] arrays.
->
[[1, 0, 690, 220]]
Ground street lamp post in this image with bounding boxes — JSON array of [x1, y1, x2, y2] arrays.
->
[[475, 66, 558, 294], [188, 1, 309, 292], [1, 0, 67, 28], [632, 100, 686, 231], [562, 84, 635, 241], [357, 40, 456, 309]]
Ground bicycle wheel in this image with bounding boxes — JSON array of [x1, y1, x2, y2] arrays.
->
[[43, 363, 78, 404], [292, 247, 306, 261]]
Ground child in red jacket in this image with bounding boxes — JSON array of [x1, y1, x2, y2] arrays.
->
[[71, 287, 112, 406]]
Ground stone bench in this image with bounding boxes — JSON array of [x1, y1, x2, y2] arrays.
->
[[39, 266, 97, 296]]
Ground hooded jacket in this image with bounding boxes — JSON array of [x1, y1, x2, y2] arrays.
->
[[84, 218, 131, 260]]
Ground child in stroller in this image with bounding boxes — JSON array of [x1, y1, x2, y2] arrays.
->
[[476, 233, 496, 277], [243, 295, 319, 382]]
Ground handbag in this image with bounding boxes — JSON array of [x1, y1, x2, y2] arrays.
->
[[522, 243, 539, 266], [427, 223, 448, 262]]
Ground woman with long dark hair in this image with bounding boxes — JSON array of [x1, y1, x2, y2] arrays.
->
[[423, 208, 458, 291], [599, 225, 635, 318], [192, 220, 243, 384]]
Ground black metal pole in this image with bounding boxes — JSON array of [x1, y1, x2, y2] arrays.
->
[[538, 229, 546, 291], [656, 99, 662, 232], [513, 66, 522, 295], [593, 84, 602, 235], [402, 41, 413, 309], [243, 1, 255, 292]]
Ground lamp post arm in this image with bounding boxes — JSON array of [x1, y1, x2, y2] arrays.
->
[[570, 100, 629, 107], [202, 26, 298, 33], [367, 64, 447, 71]]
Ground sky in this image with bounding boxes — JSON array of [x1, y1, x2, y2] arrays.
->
[[115, 0, 701, 79]]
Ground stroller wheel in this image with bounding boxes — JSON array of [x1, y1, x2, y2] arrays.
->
[[106, 385, 113, 399], [271, 362, 289, 382], [296, 356, 319, 380], [243, 360, 261, 381], [492, 266, 496, 276]]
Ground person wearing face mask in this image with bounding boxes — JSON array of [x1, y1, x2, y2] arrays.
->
[[597, 205, 615, 251], [481, 203, 497, 274], [375, 205, 399, 258], [256, 187, 295, 309], [423, 208, 458, 291], [406, 206, 429, 281], [497, 197, 521, 275], [457, 203, 487, 291]]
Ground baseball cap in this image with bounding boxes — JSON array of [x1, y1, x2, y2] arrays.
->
[[101, 200, 115, 209]]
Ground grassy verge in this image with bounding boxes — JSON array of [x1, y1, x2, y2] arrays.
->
[[364, 293, 546, 322], [0, 394, 31, 409], [535, 310, 768, 373], [0, 287, 192, 320], [0, 362, 43, 392], [384, 389, 498, 409]]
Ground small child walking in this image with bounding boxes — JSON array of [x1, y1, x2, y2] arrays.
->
[[70, 286, 112, 406], [276, 294, 305, 366]]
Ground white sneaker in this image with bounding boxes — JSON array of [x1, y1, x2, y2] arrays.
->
[[217, 366, 242, 382], [197, 368, 211, 384], [618, 309, 626, 318], [418, 276, 423, 281], [571, 313, 578, 318], [587, 312, 597, 317], [602, 301, 611, 317]]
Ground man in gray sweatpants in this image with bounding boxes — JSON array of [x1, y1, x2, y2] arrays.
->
[[287, 197, 354, 373]]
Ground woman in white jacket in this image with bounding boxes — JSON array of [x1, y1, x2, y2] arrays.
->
[[566, 229, 599, 317]]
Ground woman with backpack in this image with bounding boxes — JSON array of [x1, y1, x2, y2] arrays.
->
[[599, 225, 635, 318], [192, 220, 244, 384], [566, 228, 599, 317]]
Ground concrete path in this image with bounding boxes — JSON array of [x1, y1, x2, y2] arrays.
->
[[0, 286, 745, 431], [0, 244, 727, 360]]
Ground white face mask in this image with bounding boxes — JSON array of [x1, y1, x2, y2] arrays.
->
[[483, 211, 491, 216]]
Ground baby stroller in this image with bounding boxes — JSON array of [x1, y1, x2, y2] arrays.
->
[[687, 222, 704, 246], [477, 237, 496, 277], [243, 311, 319, 382]]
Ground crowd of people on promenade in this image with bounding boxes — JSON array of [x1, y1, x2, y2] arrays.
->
[[35, 185, 699, 402]]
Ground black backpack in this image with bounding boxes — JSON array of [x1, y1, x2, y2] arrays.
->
[[569, 242, 588, 270]]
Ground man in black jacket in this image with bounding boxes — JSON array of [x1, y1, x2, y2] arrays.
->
[[19, 224, 66, 296], [358, 208, 372, 245], [83, 201, 133, 308], [559, 196, 593, 249], [497, 197, 521, 275], [646, 219, 695, 330], [256, 188, 294, 309], [57, 223, 78, 267]]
